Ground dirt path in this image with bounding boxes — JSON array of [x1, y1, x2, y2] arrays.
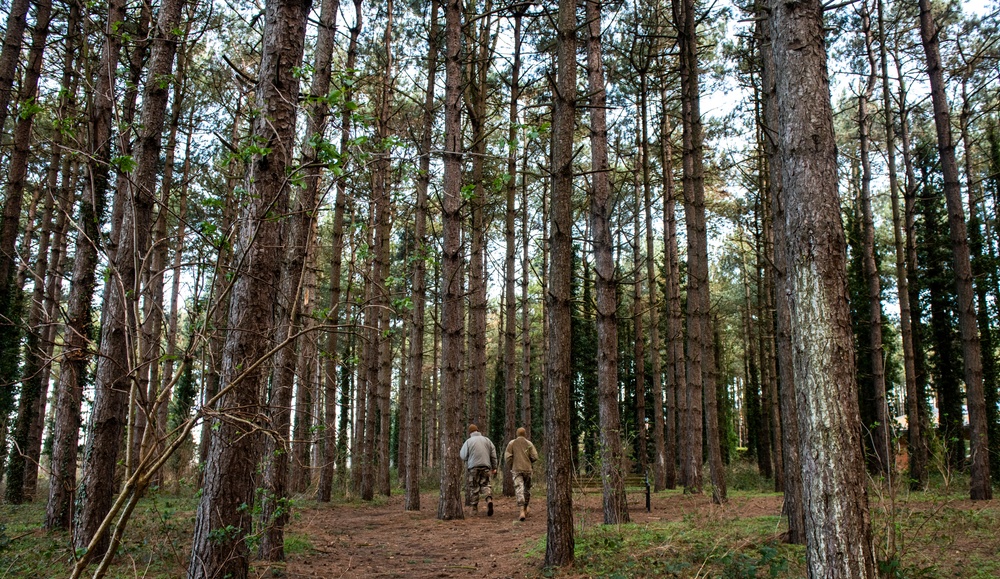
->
[[273, 489, 786, 578]]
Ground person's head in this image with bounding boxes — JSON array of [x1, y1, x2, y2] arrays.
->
[[468, 423, 479, 435], [516, 427, 526, 438]]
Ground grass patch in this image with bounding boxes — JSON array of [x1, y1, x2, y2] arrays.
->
[[868, 481, 1000, 579], [565, 517, 805, 578], [283, 533, 314, 556], [726, 460, 779, 493], [0, 491, 200, 578]]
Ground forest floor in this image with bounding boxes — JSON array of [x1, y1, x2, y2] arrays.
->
[[267, 487, 787, 578], [1, 469, 998, 578]]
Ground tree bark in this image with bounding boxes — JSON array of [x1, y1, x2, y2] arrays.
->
[[259, 0, 339, 555], [917, 0, 992, 500], [197, 104, 240, 481], [317, 0, 361, 503], [877, 0, 922, 490], [632, 136, 647, 474], [371, 0, 396, 500], [0, 0, 30, 139], [136, 41, 191, 488], [641, 74, 666, 492], [501, 3, 523, 500], [75, 0, 185, 553], [3, 0, 54, 505], [587, 0, 629, 525], [770, 0, 876, 573], [521, 149, 533, 439], [464, 1, 493, 430], [959, 75, 1000, 489], [858, 0, 892, 475], [292, 282, 318, 490], [187, 0, 311, 573], [106, 0, 151, 265], [437, 0, 465, 521], [705, 315, 727, 503], [45, 0, 127, 531], [894, 48, 931, 489], [672, 0, 706, 494], [759, 4, 803, 541], [544, 0, 576, 565], [659, 95, 682, 490], [404, 0, 437, 511]]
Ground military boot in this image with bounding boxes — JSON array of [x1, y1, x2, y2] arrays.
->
[[518, 506, 526, 521]]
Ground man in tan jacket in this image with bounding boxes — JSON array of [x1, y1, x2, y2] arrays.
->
[[504, 427, 538, 521]]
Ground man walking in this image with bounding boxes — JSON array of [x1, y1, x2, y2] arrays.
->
[[460, 424, 497, 516], [504, 427, 538, 521]]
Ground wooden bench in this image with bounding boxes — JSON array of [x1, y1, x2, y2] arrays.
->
[[572, 471, 651, 512]]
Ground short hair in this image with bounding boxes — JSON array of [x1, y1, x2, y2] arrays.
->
[[516, 427, 526, 437], [468, 423, 479, 434]]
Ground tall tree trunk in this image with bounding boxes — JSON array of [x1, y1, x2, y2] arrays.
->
[[521, 150, 533, 439], [878, 0, 922, 490], [894, 48, 930, 490], [360, 206, 378, 501], [672, 0, 706, 494], [0, 0, 32, 468], [858, 0, 892, 475], [137, 43, 190, 488], [430, 259, 441, 469], [587, 0, 629, 524], [197, 104, 240, 480], [959, 77, 1000, 488], [14, 160, 55, 503], [641, 75, 666, 491], [187, 0, 311, 573], [0, 0, 30, 137], [741, 245, 764, 474], [156, 106, 194, 490], [659, 95, 682, 490], [404, 0, 438, 511], [44, 0, 127, 531], [705, 315, 727, 503], [75, 0, 185, 554], [293, 282, 318, 491], [317, 0, 360, 503], [259, 0, 339, 555], [545, 0, 576, 565], [373, 0, 396, 499], [758, 4, 802, 538], [917, 0, 992, 500], [120, 0, 155, 481], [632, 135, 647, 474], [760, 199, 783, 490], [3, 0, 54, 505], [32, 158, 75, 497], [770, 0, 876, 573], [465, 0, 493, 430], [437, 0, 466, 521], [106, 0, 151, 264], [501, 4, 523, 500]]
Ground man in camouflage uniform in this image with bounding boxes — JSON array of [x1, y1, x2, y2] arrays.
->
[[504, 427, 538, 521], [459, 423, 497, 516]]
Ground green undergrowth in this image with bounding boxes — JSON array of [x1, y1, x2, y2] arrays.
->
[[868, 480, 1000, 579], [0, 487, 322, 578], [530, 514, 805, 578], [0, 491, 200, 578]]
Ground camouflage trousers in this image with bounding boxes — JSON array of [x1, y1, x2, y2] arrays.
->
[[513, 472, 532, 507], [466, 466, 493, 506]]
